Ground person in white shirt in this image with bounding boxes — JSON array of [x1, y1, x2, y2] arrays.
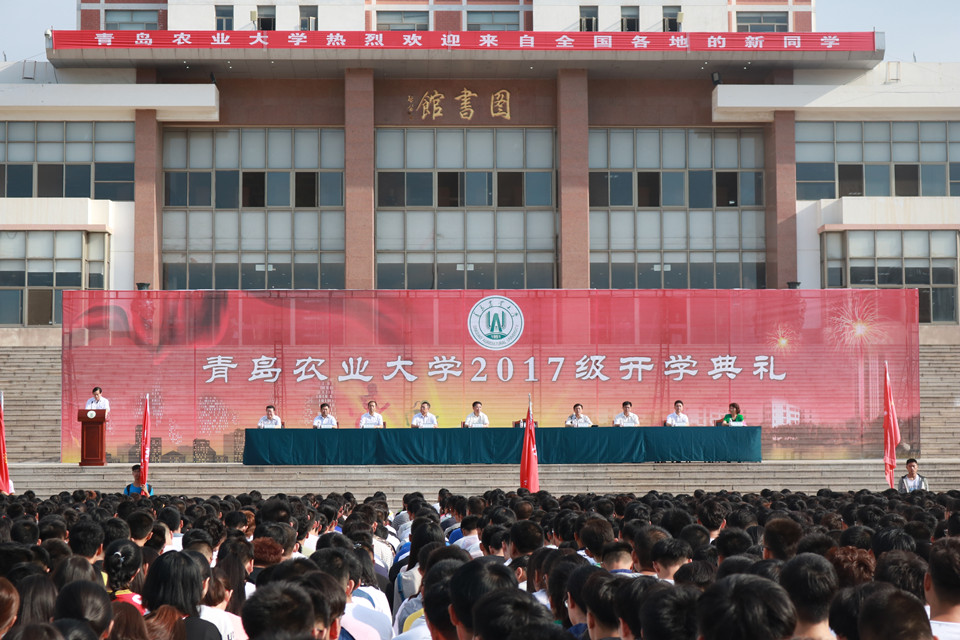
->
[[664, 400, 690, 426], [613, 400, 640, 427], [257, 405, 282, 429], [359, 400, 385, 428], [463, 401, 489, 428], [85, 386, 111, 416], [565, 403, 593, 427], [411, 401, 438, 428], [313, 402, 338, 428]]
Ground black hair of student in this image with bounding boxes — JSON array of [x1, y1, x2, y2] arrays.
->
[[577, 518, 614, 558], [9, 519, 39, 546], [779, 552, 839, 624], [269, 558, 322, 584], [141, 551, 204, 616], [762, 517, 804, 561], [715, 554, 758, 580], [448, 557, 519, 632], [15, 574, 57, 626], [67, 520, 104, 558], [406, 521, 445, 571], [873, 549, 928, 602], [543, 553, 588, 627], [52, 556, 100, 590], [315, 532, 352, 551], [612, 575, 669, 638], [673, 560, 717, 591], [651, 537, 693, 566], [4, 623, 65, 640], [678, 523, 711, 553], [839, 525, 874, 551], [103, 538, 143, 593], [796, 533, 838, 557], [829, 582, 897, 640], [241, 580, 315, 639], [565, 564, 603, 614], [52, 618, 98, 640], [310, 547, 360, 590], [472, 588, 554, 640], [291, 570, 346, 631], [125, 510, 155, 541], [157, 506, 183, 532], [871, 527, 917, 557], [101, 518, 132, 548], [509, 520, 545, 556], [858, 588, 933, 640], [504, 623, 572, 640], [715, 528, 753, 559], [639, 584, 700, 640], [480, 525, 509, 553], [747, 558, 783, 583], [581, 572, 632, 630], [697, 575, 797, 640], [658, 508, 694, 538], [54, 580, 114, 637]]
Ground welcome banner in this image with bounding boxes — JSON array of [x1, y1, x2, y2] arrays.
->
[[61, 289, 919, 463]]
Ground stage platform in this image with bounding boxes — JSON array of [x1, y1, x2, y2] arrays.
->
[[8, 459, 960, 503]]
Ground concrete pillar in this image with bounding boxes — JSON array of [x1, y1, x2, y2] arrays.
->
[[134, 109, 161, 289], [343, 69, 376, 290], [557, 69, 590, 289], [764, 110, 798, 289]]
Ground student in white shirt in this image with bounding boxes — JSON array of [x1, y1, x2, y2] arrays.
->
[[313, 402, 339, 428], [565, 403, 593, 427], [411, 402, 438, 428], [613, 400, 640, 427], [257, 405, 282, 429], [664, 400, 690, 426], [359, 400, 385, 428], [463, 401, 489, 428]]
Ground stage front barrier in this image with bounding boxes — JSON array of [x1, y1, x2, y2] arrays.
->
[[242, 426, 762, 465]]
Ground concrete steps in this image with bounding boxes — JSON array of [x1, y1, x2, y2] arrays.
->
[[0, 346, 62, 462], [7, 459, 959, 503]]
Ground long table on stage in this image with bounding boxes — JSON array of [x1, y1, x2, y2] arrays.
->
[[242, 426, 762, 465]]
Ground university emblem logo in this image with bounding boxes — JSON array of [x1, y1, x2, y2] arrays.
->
[[467, 295, 524, 351]]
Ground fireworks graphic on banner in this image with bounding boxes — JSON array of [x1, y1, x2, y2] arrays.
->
[[768, 324, 799, 352], [829, 296, 886, 348], [198, 395, 239, 436]]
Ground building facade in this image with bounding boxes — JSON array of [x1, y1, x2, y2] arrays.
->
[[1, 0, 959, 350]]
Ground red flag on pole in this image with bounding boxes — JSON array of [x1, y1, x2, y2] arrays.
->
[[883, 361, 901, 489], [0, 393, 12, 494], [140, 395, 151, 495], [520, 395, 539, 492]]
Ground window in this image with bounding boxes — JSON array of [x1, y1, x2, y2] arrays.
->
[[299, 6, 318, 30], [737, 12, 788, 33], [215, 5, 233, 30], [579, 6, 598, 32], [375, 128, 556, 289], [620, 7, 639, 32], [0, 230, 108, 326], [161, 128, 346, 290], [104, 10, 159, 30], [377, 11, 429, 31], [662, 6, 680, 32], [256, 6, 276, 31], [0, 121, 134, 200], [823, 230, 958, 323], [466, 11, 520, 31], [589, 128, 765, 289], [796, 121, 960, 199]]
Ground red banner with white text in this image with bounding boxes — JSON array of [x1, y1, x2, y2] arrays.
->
[[61, 289, 918, 463], [51, 30, 875, 52]]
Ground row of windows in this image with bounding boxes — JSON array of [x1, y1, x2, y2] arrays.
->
[[590, 252, 766, 290], [822, 230, 958, 323], [797, 163, 960, 199], [162, 255, 345, 291], [163, 129, 345, 171], [589, 170, 763, 209], [377, 172, 552, 209], [376, 129, 554, 171], [589, 129, 765, 170], [590, 210, 764, 252], [0, 231, 108, 326], [579, 6, 681, 32], [164, 171, 343, 209], [0, 163, 135, 201]]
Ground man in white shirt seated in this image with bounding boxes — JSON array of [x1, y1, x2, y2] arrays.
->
[[565, 403, 593, 427], [85, 386, 111, 415], [411, 401, 438, 428], [613, 400, 640, 427], [359, 400, 384, 428], [257, 404, 282, 429], [664, 399, 690, 426], [463, 401, 489, 428], [313, 402, 339, 428]]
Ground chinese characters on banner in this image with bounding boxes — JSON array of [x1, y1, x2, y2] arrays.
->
[[52, 31, 876, 52], [60, 290, 917, 463]]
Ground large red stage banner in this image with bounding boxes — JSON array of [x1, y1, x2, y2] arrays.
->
[[51, 30, 875, 53], [61, 289, 918, 463]]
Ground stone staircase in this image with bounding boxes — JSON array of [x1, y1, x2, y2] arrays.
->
[[0, 344, 958, 500], [0, 346, 62, 462], [919, 345, 960, 459]]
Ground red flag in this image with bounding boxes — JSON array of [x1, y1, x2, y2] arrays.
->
[[520, 397, 539, 492], [140, 395, 151, 495], [883, 362, 901, 489], [0, 394, 12, 494]]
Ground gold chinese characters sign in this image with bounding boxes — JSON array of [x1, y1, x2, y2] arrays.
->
[[409, 88, 511, 121]]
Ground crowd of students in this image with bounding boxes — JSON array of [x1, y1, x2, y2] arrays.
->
[[0, 483, 957, 640]]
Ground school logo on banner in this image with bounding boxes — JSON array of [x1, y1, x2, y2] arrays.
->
[[467, 295, 524, 351]]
